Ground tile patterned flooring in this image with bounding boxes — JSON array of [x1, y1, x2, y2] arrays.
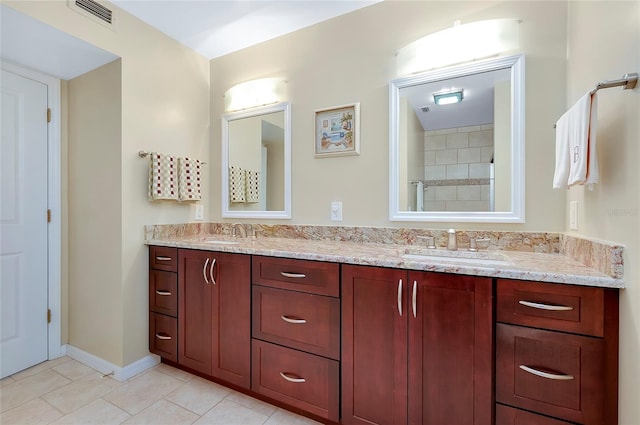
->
[[0, 357, 321, 425]]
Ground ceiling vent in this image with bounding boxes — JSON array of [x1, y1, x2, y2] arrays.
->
[[420, 106, 431, 113], [69, 0, 115, 28]]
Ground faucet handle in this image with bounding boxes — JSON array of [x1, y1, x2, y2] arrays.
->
[[469, 238, 491, 252], [416, 235, 436, 249]]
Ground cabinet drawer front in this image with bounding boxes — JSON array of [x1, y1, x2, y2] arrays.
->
[[149, 312, 177, 362], [252, 256, 339, 297], [149, 270, 178, 317], [497, 279, 604, 336], [252, 340, 339, 422], [150, 246, 178, 272], [252, 286, 340, 360], [496, 324, 604, 424], [496, 404, 575, 425]]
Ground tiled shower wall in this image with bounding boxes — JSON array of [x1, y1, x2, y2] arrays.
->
[[423, 125, 494, 211]]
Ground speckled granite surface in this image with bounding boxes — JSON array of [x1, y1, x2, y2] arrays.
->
[[144, 223, 624, 289]]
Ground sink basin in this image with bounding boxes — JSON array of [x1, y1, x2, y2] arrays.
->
[[401, 248, 512, 266]]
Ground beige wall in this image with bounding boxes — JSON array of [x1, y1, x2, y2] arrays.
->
[[566, 2, 639, 423], [5, 1, 210, 366], [210, 1, 568, 230]]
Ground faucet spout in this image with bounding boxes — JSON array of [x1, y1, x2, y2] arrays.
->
[[447, 229, 458, 251]]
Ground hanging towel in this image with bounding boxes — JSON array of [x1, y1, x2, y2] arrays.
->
[[148, 153, 178, 200], [178, 157, 202, 201], [245, 169, 260, 203], [229, 166, 246, 203], [553, 91, 599, 190]]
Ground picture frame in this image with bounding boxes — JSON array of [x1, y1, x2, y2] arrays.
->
[[314, 102, 360, 157]]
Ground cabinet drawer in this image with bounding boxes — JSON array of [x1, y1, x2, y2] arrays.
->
[[252, 256, 339, 297], [252, 340, 339, 422], [252, 286, 340, 360], [149, 246, 178, 272], [496, 404, 575, 425], [496, 324, 604, 424], [149, 270, 177, 317], [497, 279, 604, 336], [149, 312, 177, 362]]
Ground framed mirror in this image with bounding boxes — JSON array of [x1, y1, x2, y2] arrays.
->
[[221, 102, 291, 219], [389, 54, 525, 222]]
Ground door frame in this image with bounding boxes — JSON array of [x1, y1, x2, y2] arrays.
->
[[2, 61, 62, 359]]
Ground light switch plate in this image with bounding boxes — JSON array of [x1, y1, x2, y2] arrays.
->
[[569, 201, 578, 230], [331, 201, 343, 221], [194, 204, 204, 221]]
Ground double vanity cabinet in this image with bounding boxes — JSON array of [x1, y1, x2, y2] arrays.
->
[[148, 245, 619, 425]]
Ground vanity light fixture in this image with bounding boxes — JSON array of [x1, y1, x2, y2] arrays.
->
[[224, 77, 286, 112], [433, 89, 463, 105], [397, 18, 520, 75]]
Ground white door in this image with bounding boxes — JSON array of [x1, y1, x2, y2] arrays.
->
[[1, 69, 49, 378]]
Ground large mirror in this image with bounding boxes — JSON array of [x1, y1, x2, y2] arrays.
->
[[221, 102, 291, 219], [389, 54, 525, 222]]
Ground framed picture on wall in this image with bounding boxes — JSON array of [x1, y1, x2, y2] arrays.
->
[[314, 103, 360, 157]]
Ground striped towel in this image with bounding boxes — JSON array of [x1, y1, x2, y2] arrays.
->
[[229, 166, 246, 203], [148, 153, 178, 200], [245, 169, 260, 203], [178, 157, 202, 201]]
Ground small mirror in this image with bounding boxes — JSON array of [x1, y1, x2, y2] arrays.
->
[[221, 102, 291, 219], [389, 55, 525, 222]]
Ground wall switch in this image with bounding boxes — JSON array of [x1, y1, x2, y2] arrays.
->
[[331, 201, 343, 221], [569, 201, 578, 230], [194, 204, 204, 221]]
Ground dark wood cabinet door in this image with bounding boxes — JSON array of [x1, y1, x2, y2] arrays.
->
[[408, 272, 493, 425], [341, 265, 408, 425], [211, 251, 251, 389], [178, 249, 213, 375]]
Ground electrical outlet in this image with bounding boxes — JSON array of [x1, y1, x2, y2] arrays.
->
[[194, 204, 204, 221], [331, 201, 343, 221], [569, 201, 578, 230]]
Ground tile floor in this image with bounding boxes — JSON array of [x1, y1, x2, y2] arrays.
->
[[0, 357, 322, 425]]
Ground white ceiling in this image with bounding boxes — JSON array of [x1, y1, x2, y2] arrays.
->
[[111, 0, 382, 59]]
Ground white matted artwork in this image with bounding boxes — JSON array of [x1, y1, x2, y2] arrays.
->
[[314, 103, 360, 157]]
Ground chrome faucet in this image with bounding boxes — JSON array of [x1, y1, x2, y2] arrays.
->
[[447, 229, 458, 251], [231, 223, 247, 238]]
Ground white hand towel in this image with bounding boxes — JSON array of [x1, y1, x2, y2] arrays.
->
[[245, 169, 260, 203], [148, 153, 178, 200], [178, 157, 202, 201], [553, 91, 599, 190], [229, 166, 246, 203]]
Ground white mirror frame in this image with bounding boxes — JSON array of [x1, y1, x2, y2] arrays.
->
[[389, 54, 525, 223], [221, 101, 292, 219]]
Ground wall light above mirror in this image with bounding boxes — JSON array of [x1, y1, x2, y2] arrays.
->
[[389, 54, 525, 223], [221, 102, 291, 219], [224, 78, 286, 112]]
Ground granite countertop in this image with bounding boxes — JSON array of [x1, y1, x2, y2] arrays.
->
[[145, 234, 624, 289]]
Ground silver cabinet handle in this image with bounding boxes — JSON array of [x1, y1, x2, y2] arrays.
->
[[281, 315, 307, 324], [519, 365, 574, 380], [155, 290, 172, 296], [280, 372, 306, 383], [280, 272, 306, 279], [397, 279, 403, 317], [412, 280, 417, 318], [518, 300, 574, 311], [203, 258, 210, 284], [155, 333, 172, 340], [210, 258, 216, 285], [156, 256, 172, 261]]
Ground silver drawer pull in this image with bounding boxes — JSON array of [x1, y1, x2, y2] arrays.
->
[[280, 272, 306, 279], [155, 290, 172, 296], [203, 258, 210, 284], [519, 365, 574, 381], [281, 315, 307, 324], [518, 300, 574, 311], [280, 372, 306, 383], [210, 258, 216, 285], [397, 279, 403, 317], [155, 333, 172, 340], [156, 256, 172, 261]]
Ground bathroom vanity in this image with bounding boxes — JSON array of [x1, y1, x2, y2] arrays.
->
[[146, 227, 621, 425]]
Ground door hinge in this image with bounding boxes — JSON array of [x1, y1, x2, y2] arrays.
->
[[47, 108, 51, 123], [47, 309, 52, 323], [47, 209, 52, 223]]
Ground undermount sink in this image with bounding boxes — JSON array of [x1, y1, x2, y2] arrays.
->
[[201, 238, 239, 245], [401, 248, 512, 266]]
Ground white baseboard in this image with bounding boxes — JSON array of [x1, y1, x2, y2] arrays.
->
[[62, 345, 159, 382]]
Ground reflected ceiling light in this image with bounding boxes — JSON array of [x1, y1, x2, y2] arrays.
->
[[433, 89, 463, 105], [397, 18, 520, 75], [224, 78, 285, 112]]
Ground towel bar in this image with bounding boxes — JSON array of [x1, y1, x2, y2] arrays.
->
[[138, 151, 207, 165]]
